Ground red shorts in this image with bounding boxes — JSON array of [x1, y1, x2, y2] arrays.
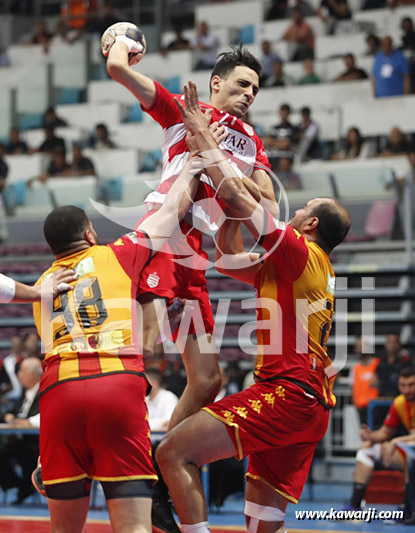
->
[[40, 373, 157, 486], [137, 213, 214, 337], [204, 380, 329, 503]]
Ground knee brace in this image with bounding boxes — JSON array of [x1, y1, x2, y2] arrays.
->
[[245, 501, 286, 533], [356, 443, 381, 468]]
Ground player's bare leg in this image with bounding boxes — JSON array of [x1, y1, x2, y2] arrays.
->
[[47, 496, 90, 533], [107, 497, 152, 533], [245, 478, 288, 533], [156, 410, 237, 526], [168, 333, 222, 429]]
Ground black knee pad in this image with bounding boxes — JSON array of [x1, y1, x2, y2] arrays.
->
[[101, 479, 153, 500], [46, 477, 92, 500]]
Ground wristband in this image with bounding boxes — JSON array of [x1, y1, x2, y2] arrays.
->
[[115, 34, 143, 54], [0, 273, 16, 303]]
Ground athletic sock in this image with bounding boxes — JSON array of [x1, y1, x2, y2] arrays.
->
[[404, 483, 415, 517], [350, 483, 367, 509], [181, 521, 210, 532]]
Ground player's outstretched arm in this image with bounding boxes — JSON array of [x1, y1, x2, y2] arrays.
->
[[175, 82, 279, 239], [0, 269, 76, 303], [215, 219, 261, 285], [106, 38, 156, 109]]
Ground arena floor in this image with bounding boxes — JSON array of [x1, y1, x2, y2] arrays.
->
[[0, 482, 411, 533]]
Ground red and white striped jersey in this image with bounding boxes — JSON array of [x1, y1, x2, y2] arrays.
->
[[142, 82, 271, 230]]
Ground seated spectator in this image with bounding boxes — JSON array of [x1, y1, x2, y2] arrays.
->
[[42, 107, 68, 129], [295, 106, 320, 162], [0, 357, 42, 504], [317, 0, 351, 33], [362, 0, 386, 8], [366, 34, 381, 56], [165, 26, 191, 52], [66, 144, 96, 176], [373, 36, 410, 97], [332, 127, 371, 159], [146, 367, 179, 433], [373, 333, 411, 397], [401, 16, 415, 51], [6, 128, 28, 155], [351, 337, 380, 424], [0, 336, 24, 414], [88, 123, 116, 149], [193, 21, 219, 71], [27, 20, 53, 50], [343, 366, 415, 513], [289, 0, 316, 17], [36, 127, 66, 156], [22, 333, 41, 360], [260, 40, 281, 86], [334, 54, 368, 82], [274, 157, 302, 189], [265, 0, 289, 20], [298, 58, 321, 84], [30, 147, 69, 185], [264, 103, 299, 160], [282, 7, 315, 61], [378, 127, 413, 157], [264, 59, 294, 87]]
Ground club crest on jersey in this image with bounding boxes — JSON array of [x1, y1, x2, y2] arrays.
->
[[243, 123, 254, 136], [147, 272, 160, 288]]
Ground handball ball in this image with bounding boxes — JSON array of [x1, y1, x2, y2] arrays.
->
[[101, 22, 146, 61]]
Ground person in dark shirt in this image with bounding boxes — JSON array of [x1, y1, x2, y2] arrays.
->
[[0, 154, 8, 188], [401, 17, 415, 50], [374, 333, 411, 397], [67, 145, 96, 176], [264, 103, 299, 160], [88, 123, 116, 149], [366, 34, 381, 56], [165, 27, 191, 51], [37, 127, 66, 156], [378, 127, 412, 157], [42, 107, 68, 129], [89, 1, 120, 35], [334, 54, 368, 81], [6, 128, 28, 155], [318, 0, 351, 20]]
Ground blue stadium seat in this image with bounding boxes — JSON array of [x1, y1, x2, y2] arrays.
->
[[57, 88, 82, 105], [125, 103, 143, 123], [239, 25, 255, 44], [18, 113, 43, 130], [103, 177, 123, 202], [163, 76, 181, 94]]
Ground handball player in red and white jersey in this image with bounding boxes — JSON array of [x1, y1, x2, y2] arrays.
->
[[106, 38, 276, 432]]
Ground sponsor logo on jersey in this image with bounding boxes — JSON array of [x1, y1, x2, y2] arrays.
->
[[147, 272, 160, 288], [327, 274, 336, 295], [243, 123, 254, 136], [71, 338, 87, 352], [74, 257, 95, 277]]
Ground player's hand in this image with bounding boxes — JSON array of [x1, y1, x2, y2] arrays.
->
[[209, 121, 228, 146], [174, 81, 208, 134], [359, 424, 372, 443], [382, 441, 396, 468], [47, 268, 77, 299]]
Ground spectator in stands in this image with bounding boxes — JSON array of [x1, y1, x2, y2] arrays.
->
[[164, 26, 191, 52], [0, 357, 42, 504], [378, 127, 413, 157], [362, 0, 386, 8], [88, 123, 116, 149], [0, 336, 24, 414], [193, 21, 219, 71], [343, 366, 415, 514], [0, 46, 10, 67], [298, 58, 321, 84], [264, 58, 294, 86], [0, 153, 8, 242], [295, 106, 320, 162], [28, 147, 69, 185], [265, 0, 289, 20], [366, 34, 381, 56], [52, 19, 79, 45], [373, 333, 411, 397], [264, 103, 299, 161], [282, 7, 315, 61], [334, 54, 369, 82], [289, 0, 316, 17], [27, 20, 53, 52], [36, 127, 66, 156], [401, 17, 415, 50], [0, 152, 8, 192], [146, 367, 179, 433], [22, 333, 41, 360], [6, 128, 28, 155], [42, 107, 68, 129], [259, 40, 281, 86], [274, 157, 302, 189], [89, 1, 120, 35], [332, 127, 372, 159], [65, 144, 96, 177], [317, 0, 351, 34], [373, 36, 410, 97], [351, 337, 380, 424]]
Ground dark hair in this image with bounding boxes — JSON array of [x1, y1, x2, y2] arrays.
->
[[44, 205, 90, 255], [310, 199, 351, 252], [145, 367, 163, 382], [280, 103, 291, 112], [210, 44, 262, 91], [345, 126, 363, 156], [399, 366, 415, 378], [301, 106, 311, 117]]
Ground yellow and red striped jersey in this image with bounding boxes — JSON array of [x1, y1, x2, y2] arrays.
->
[[255, 211, 337, 409], [384, 395, 415, 433], [33, 231, 151, 395]]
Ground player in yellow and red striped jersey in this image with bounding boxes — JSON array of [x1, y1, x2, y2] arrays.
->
[[156, 82, 351, 533]]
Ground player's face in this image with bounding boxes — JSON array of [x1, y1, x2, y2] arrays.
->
[[398, 375, 415, 401], [211, 66, 259, 118], [289, 198, 322, 232]]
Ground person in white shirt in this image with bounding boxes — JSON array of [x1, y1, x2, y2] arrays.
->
[[146, 367, 179, 433], [193, 21, 219, 71]]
